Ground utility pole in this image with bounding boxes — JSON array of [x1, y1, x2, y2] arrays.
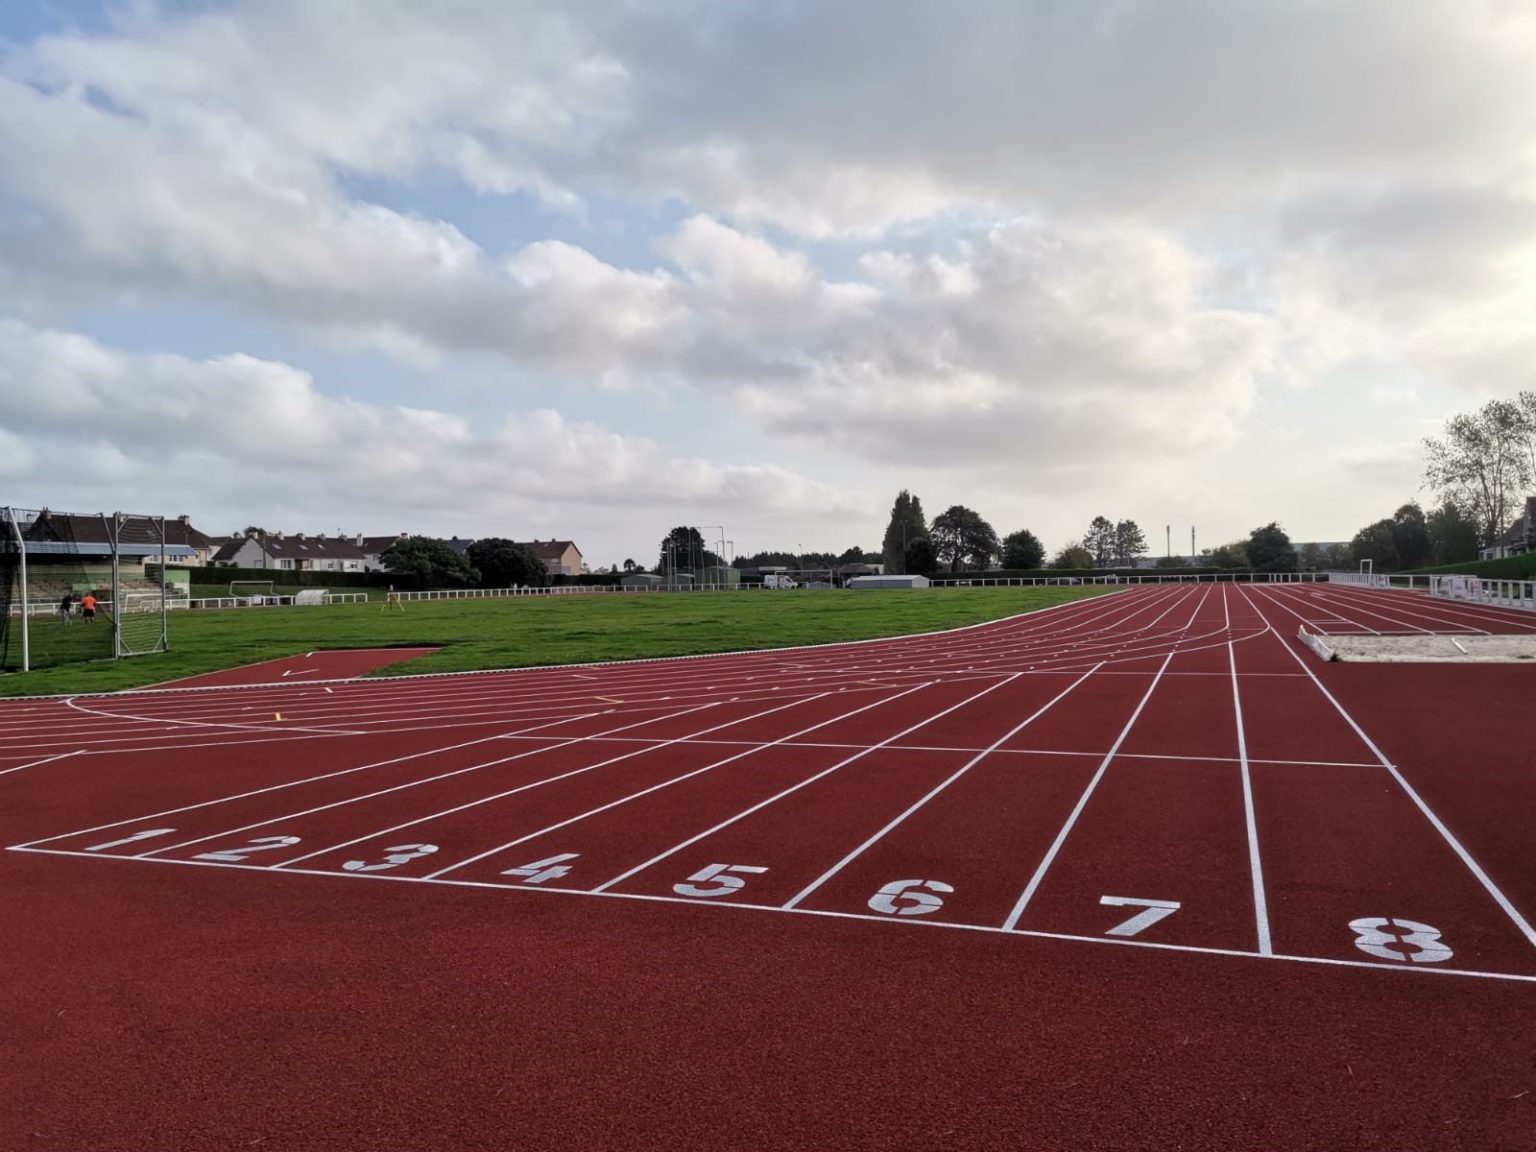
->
[[1191, 527, 1196, 561], [1165, 525, 1171, 559]]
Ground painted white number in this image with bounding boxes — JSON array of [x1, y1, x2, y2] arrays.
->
[[194, 834, 302, 863], [869, 878, 954, 917], [1100, 895, 1181, 937], [501, 853, 580, 885], [85, 828, 176, 852], [1348, 917, 1454, 964], [342, 843, 440, 873], [673, 863, 767, 898]]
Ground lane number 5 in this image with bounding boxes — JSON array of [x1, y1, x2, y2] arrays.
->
[[673, 863, 767, 898]]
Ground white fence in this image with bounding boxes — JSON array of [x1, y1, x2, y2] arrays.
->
[[932, 571, 1328, 588], [1427, 574, 1536, 612]]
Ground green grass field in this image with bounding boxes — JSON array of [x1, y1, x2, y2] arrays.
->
[[0, 587, 1109, 697]]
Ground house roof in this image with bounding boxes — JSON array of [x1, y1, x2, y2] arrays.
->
[[224, 531, 368, 561], [15, 511, 200, 557], [518, 539, 582, 562]]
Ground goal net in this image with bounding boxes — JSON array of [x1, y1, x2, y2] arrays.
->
[[229, 579, 275, 604], [117, 590, 170, 656]]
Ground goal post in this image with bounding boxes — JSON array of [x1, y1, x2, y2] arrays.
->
[[229, 579, 276, 604]]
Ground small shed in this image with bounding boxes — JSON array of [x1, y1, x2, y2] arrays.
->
[[848, 575, 931, 590]]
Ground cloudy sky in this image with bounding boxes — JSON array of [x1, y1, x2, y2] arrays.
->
[[2, 1, 1533, 568]]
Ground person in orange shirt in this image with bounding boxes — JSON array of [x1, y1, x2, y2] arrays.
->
[[80, 592, 97, 623]]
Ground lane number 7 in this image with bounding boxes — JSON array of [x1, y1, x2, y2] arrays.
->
[[1100, 895, 1181, 937]]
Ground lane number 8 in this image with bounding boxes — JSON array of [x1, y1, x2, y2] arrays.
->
[[1349, 917, 1453, 964]]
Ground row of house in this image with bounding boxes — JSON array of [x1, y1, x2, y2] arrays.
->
[[9, 514, 584, 578], [209, 529, 585, 576]]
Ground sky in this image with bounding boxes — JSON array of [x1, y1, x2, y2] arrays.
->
[[1, 0, 1533, 569]]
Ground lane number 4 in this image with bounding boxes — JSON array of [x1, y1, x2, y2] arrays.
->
[[501, 853, 580, 885]]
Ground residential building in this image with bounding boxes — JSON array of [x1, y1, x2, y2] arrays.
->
[[212, 529, 368, 573], [519, 539, 584, 576], [1480, 497, 1536, 560]]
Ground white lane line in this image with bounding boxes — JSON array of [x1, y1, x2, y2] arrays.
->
[[1000, 650, 1176, 932], [782, 664, 1102, 910], [1240, 585, 1536, 952], [14, 844, 1536, 985], [8, 712, 600, 848], [591, 674, 1029, 896], [275, 694, 827, 870], [64, 695, 362, 738], [142, 702, 727, 860], [427, 681, 940, 881], [0, 749, 83, 778], [1226, 588, 1273, 955]]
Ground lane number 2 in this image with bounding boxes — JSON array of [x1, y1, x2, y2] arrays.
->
[[193, 835, 301, 863], [673, 863, 767, 898], [1100, 895, 1181, 937], [1349, 917, 1453, 964], [869, 879, 953, 917]]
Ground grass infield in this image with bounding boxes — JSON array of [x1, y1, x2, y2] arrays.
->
[[0, 587, 1110, 698]]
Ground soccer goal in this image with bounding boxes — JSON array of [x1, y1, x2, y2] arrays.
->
[[116, 590, 170, 656], [229, 579, 275, 605]]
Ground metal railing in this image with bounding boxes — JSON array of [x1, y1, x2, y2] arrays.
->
[[1427, 574, 1536, 612]]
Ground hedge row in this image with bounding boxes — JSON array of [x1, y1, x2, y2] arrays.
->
[[174, 564, 625, 591], [1403, 553, 1536, 580]]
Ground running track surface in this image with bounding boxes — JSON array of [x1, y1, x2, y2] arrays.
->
[[3, 584, 1535, 1151]]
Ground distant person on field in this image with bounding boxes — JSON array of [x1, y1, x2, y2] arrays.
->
[[383, 584, 403, 612], [58, 593, 72, 625], [81, 592, 97, 623]]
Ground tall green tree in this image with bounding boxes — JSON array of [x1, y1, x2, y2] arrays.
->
[[1051, 542, 1094, 569], [881, 491, 928, 575], [904, 535, 940, 577], [930, 505, 999, 571], [1084, 516, 1116, 567], [1247, 523, 1297, 573], [1203, 540, 1249, 569], [1423, 398, 1534, 545], [1001, 529, 1045, 570], [657, 527, 719, 573], [1349, 520, 1400, 571], [1112, 520, 1148, 567], [1426, 501, 1481, 566], [1389, 503, 1431, 570], [466, 538, 547, 588], [380, 537, 480, 588]]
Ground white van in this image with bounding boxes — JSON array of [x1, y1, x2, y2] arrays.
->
[[762, 574, 799, 589]]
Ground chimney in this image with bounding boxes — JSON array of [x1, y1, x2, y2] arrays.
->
[[178, 514, 190, 525], [355, 533, 364, 546], [275, 531, 283, 542], [296, 532, 305, 541]]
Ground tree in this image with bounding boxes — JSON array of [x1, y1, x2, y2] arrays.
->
[[1113, 520, 1148, 567], [1350, 520, 1400, 571], [930, 505, 999, 571], [1001, 529, 1045, 570], [1051, 542, 1094, 569], [658, 526, 719, 574], [881, 491, 928, 575], [466, 538, 547, 588], [622, 558, 637, 573], [1426, 501, 1481, 566], [1203, 540, 1249, 569], [1083, 516, 1116, 567], [1423, 398, 1534, 545], [1389, 503, 1431, 571], [1246, 523, 1297, 573], [380, 536, 479, 588], [903, 535, 939, 577]]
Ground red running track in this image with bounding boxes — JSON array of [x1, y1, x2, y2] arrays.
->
[[3, 584, 1535, 1150]]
